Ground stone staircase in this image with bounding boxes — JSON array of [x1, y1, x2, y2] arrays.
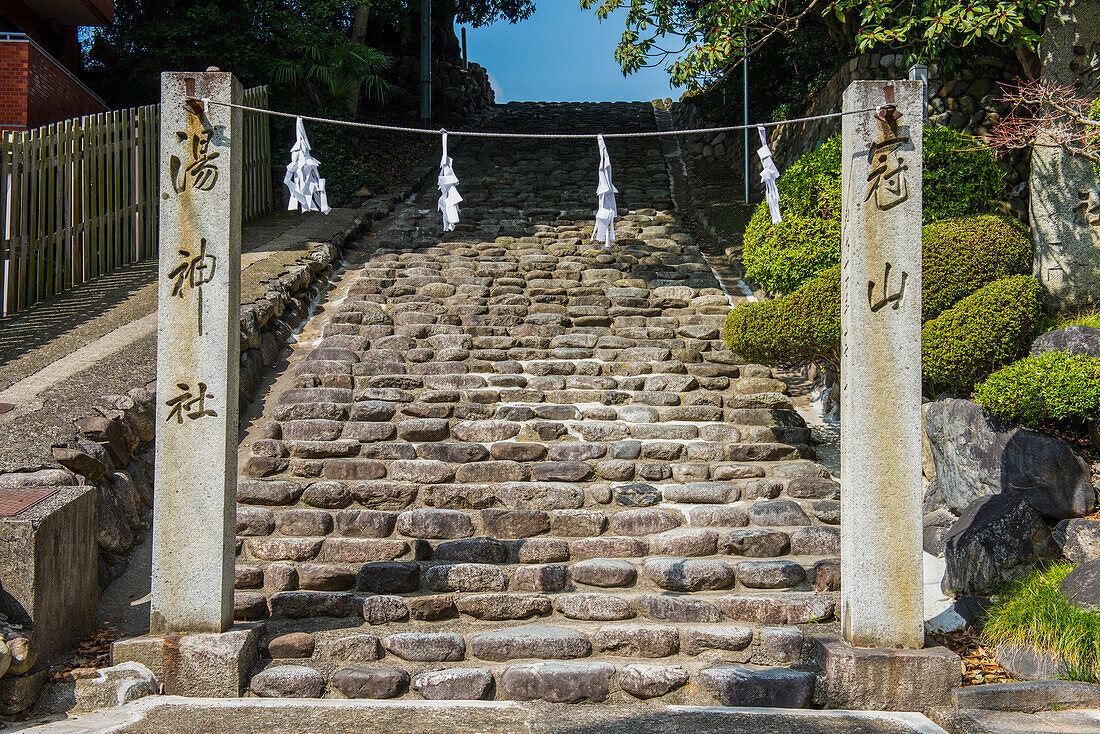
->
[[231, 102, 840, 705]]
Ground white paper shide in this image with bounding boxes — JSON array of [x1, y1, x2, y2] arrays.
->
[[284, 116, 330, 214], [594, 134, 618, 248], [757, 125, 782, 225], [437, 132, 462, 231]]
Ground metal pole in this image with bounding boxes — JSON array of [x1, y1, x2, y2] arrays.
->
[[420, 0, 431, 126], [461, 26, 468, 69], [742, 31, 749, 204]]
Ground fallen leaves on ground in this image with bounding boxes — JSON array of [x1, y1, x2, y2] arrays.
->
[[930, 627, 1017, 685], [48, 627, 125, 682]]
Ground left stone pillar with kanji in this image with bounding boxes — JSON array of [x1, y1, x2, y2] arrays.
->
[[151, 71, 241, 634], [115, 71, 259, 697]]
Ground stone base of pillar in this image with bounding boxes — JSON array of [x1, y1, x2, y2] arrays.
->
[[111, 623, 262, 697], [817, 635, 962, 712]]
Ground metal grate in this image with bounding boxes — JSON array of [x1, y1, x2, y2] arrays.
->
[[0, 486, 61, 517]]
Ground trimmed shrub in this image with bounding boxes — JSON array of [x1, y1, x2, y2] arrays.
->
[[974, 351, 1100, 429], [922, 126, 1005, 223], [922, 215, 1032, 321], [922, 275, 1044, 395], [741, 214, 840, 296], [743, 128, 1006, 294], [723, 266, 841, 370]]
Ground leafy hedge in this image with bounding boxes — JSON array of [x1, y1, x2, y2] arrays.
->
[[743, 127, 1006, 295], [922, 126, 1005, 222], [723, 266, 841, 370], [922, 275, 1044, 395], [741, 215, 840, 296], [974, 351, 1100, 429], [922, 215, 1032, 321]]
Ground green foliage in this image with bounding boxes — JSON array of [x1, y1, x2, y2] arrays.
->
[[581, 0, 1054, 90], [723, 266, 841, 371], [923, 126, 1006, 221], [270, 36, 397, 108], [743, 129, 1006, 294], [922, 275, 1043, 395], [922, 215, 1032, 321], [982, 562, 1100, 684], [974, 352, 1100, 429], [742, 215, 840, 296]]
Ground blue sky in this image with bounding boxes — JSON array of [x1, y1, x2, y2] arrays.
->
[[464, 4, 678, 103]]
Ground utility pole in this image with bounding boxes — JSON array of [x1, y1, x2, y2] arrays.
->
[[742, 30, 749, 205], [420, 0, 431, 126]]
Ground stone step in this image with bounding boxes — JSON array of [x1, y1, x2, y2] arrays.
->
[[246, 657, 819, 705], [235, 586, 837, 626]]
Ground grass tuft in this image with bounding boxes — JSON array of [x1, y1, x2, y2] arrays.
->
[[982, 561, 1100, 682]]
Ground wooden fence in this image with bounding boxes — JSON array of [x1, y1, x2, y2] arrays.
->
[[0, 86, 274, 317]]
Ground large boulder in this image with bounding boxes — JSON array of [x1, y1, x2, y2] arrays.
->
[[1052, 519, 1100, 564], [925, 398, 1096, 521], [1031, 325, 1100, 358], [1059, 557, 1100, 612], [943, 494, 1059, 597]]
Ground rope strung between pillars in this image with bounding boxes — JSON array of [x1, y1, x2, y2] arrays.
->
[[756, 125, 782, 225], [594, 134, 618, 248], [283, 116, 330, 214], [195, 96, 884, 231], [437, 131, 462, 232]]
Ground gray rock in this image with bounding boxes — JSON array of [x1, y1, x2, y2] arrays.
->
[[724, 529, 790, 557], [424, 563, 507, 592], [570, 558, 637, 587], [636, 593, 722, 622], [1060, 557, 1100, 611], [592, 625, 679, 657], [382, 632, 466, 661], [327, 635, 383, 661], [396, 509, 474, 539], [501, 661, 615, 703], [923, 508, 960, 557], [1054, 519, 1100, 564], [643, 557, 735, 591], [330, 667, 409, 699], [700, 664, 815, 707], [790, 526, 840, 555], [554, 593, 636, 620], [943, 494, 1060, 597], [433, 537, 509, 564], [748, 500, 811, 526], [614, 483, 661, 507], [618, 663, 690, 699], [361, 595, 409, 624], [682, 627, 754, 655], [737, 560, 807, 589], [1031, 325, 1100, 358], [411, 668, 494, 700], [925, 398, 1096, 521], [469, 625, 591, 662], [250, 665, 326, 698], [73, 662, 158, 712]]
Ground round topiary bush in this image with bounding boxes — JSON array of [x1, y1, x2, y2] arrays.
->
[[974, 351, 1100, 429], [743, 127, 1006, 294], [741, 214, 840, 296], [922, 215, 1032, 322], [922, 275, 1044, 395], [723, 265, 841, 370], [922, 126, 1005, 223]]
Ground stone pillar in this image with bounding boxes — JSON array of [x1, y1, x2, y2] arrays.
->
[[150, 71, 242, 634], [840, 80, 924, 649], [1031, 0, 1100, 310]]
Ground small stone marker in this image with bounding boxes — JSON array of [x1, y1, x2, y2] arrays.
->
[[839, 80, 924, 649], [1031, 1, 1100, 309], [150, 71, 242, 634]]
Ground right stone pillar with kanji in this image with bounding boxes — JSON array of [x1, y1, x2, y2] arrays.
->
[[821, 79, 961, 712]]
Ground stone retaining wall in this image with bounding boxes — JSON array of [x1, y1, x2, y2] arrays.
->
[[393, 56, 494, 122], [673, 53, 1031, 221]]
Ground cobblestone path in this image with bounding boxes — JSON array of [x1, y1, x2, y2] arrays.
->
[[232, 102, 840, 705]]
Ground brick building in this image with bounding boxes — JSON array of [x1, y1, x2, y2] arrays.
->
[[0, 0, 112, 131]]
